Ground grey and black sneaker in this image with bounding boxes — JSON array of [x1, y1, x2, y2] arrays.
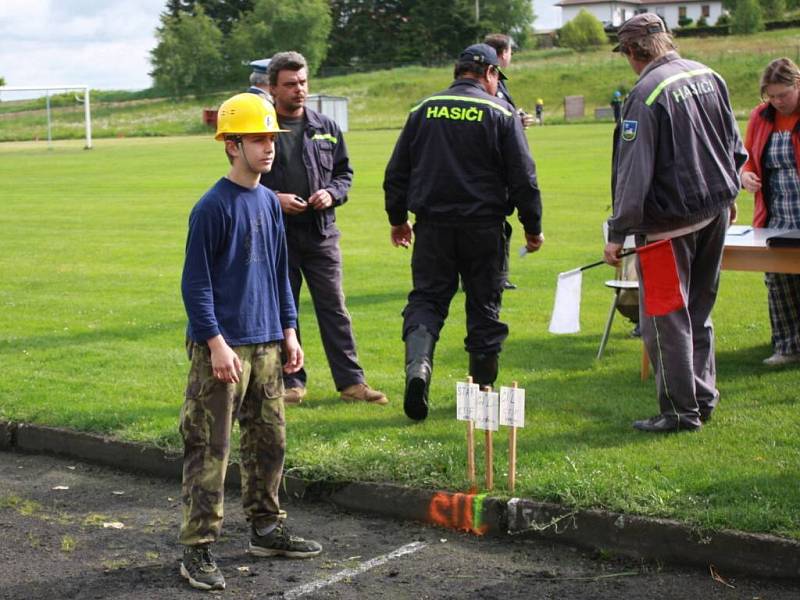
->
[[181, 544, 225, 591], [249, 522, 322, 558]]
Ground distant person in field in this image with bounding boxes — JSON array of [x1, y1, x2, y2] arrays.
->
[[258, 51, 388, 407], [384, 43, 544, 421], [535, 98, 544, 125], [611, 90, 623, 122], [603, 14, 745, 433], [179, 93, 321, 592], [741, 57, 800, 367]]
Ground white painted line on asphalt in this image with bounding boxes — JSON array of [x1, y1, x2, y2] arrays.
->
[[282, 541, 429, 599]]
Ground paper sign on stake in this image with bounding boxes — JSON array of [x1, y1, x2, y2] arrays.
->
[[469, 383, 478, 418], [456, 382, 468, 421], [499, 387, 525, 428], [456, 382, 480, 421], [474, 390, 499, 431], [549, 268, 582, 334]]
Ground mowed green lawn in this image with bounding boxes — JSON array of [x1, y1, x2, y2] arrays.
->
[[0, 126, 797, 539]]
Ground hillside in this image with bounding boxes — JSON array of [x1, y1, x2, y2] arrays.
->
[[0, 28, 798, 141]]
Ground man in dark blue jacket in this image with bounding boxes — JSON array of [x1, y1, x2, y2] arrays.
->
[[260, 51, 387, 407], [483, 33, 535, 129], [385, 43, 544, 421]]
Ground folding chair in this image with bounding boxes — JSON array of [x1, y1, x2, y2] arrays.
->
[[598, 227, 649, 380]]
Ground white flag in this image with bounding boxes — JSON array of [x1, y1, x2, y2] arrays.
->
[[548, 268, 582, 334]]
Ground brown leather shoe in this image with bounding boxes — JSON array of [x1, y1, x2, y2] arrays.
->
[[340, 383, 388, 405], [283, 387, 306, 405]]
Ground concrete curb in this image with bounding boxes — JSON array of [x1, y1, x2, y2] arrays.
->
[[1, 420, 798, 580], [506, 498, 800, 580]]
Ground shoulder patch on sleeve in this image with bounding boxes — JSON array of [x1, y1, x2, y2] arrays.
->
[[621, 120, 638, 142]]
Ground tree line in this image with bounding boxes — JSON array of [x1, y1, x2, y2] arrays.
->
[[150, 0, 533, 97], [151, 0, 793, 97]]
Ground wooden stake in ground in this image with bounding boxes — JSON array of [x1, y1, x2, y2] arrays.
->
[[456, 377, 478, 488], [500, 382, 525, 495], [466, 376, 476, 487], [508, 381, 518, 493], [484, 385, 494, 490], [475, 384, 498, 491]]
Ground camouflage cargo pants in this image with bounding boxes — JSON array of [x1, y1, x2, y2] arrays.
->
[[179, 341, 286, 547]]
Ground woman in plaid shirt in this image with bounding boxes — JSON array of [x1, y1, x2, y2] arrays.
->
[[742, 58, 800, 366]]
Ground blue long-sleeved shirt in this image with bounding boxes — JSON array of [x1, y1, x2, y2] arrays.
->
[[181, 177, 296, 346]]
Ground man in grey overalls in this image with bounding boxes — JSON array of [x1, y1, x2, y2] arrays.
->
[[603, 14, 746, 433]]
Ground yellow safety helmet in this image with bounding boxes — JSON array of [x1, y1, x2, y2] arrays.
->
[[537, 98, 543, 104], [214, 93, 287, 141]]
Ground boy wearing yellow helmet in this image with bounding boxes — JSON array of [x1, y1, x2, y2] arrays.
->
[[179, 93, 321, 591]]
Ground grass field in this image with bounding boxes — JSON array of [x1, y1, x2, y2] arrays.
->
[[0, 125, 797, 540], [1, 28, 798, 141]]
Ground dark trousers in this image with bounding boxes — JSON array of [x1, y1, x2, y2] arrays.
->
[[765, 272, 800, 355], [285, 224, 364, 391], [637, 207, 729, 422], [403, 222, 508, 354]]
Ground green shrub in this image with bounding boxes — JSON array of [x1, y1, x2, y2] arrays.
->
[[733, 0, 766, 32], [761, 0, 787, 19], [559, 10, 608, 51], [679, 16, 695, 27]]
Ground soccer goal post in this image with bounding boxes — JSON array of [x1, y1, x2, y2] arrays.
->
[[0, 85, 92, 149]]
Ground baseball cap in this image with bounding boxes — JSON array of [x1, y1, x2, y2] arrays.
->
[[613, 13, 669, 52], [458, 43, 508, 80]]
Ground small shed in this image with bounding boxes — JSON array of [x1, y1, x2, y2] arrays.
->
[[306, 94, 349, 132]]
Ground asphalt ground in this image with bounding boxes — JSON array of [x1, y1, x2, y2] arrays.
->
[[1, 451, 799, 599]]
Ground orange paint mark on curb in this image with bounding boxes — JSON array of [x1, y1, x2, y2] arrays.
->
[[427, 491, 488, 535]]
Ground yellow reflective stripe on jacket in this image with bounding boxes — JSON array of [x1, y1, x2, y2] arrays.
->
[[311, 133, 338, 144], [644, 68, 715, 106], [410, 95, 513, 117]]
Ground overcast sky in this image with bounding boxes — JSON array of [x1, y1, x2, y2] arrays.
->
[[0, 0, 164, 92], [0, 1, 561, 94], [533, 0, 561, 31]]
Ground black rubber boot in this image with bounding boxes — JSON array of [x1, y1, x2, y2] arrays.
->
[[469, 353, 498, 388], [404, 326, 435, 421]]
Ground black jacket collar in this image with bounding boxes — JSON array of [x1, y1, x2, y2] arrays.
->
[[758, 102, 776, 123]]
